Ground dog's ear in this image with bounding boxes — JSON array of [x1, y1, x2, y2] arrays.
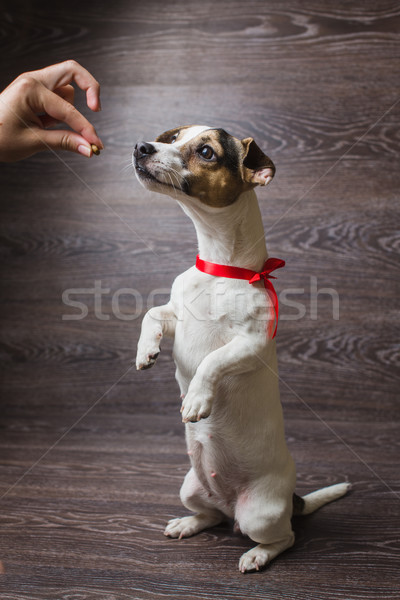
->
[[241, 138, 275, 186]]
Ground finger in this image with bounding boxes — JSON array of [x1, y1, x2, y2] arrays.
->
[[37, 83, 103, 148], [29, 60, 101, 112], [39, 86, 75, 128], [38, 114, 61, 128], [54, 84, 75, 105], [32, 127, 95, 157]]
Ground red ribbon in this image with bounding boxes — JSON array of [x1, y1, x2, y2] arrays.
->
[[195, 255, 285, 338]]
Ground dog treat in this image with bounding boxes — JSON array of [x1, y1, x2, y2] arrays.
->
[[91, 144, 100, 155]]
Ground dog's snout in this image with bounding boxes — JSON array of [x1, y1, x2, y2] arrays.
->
[[134, 141, 157, 159]]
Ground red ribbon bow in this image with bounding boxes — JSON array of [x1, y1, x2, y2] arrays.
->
[[195, 255, 285, 338]]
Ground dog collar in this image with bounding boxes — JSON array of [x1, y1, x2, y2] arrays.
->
[[195, 255, 285, 338]]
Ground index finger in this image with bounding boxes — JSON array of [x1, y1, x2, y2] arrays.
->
[[37, 84, 103, 149], [28, 60, 101, 112]]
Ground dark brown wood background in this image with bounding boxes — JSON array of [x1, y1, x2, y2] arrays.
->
[[0, 0, 399, 598]]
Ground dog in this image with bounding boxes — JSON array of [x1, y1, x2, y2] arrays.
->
[[133, 125, 350, 573]]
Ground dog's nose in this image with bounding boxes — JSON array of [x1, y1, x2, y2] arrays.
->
[[134, 141, 157, 159]]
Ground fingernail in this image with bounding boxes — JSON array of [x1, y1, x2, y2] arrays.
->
[[78, 144, 91, 157]]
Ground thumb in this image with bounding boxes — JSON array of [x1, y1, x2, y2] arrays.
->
[[35, 128, 94, 157]]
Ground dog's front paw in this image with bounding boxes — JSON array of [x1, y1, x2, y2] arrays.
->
[[136, 339, 161, 370], [181, 388, 212, 423], [136, 350, 160, 370]]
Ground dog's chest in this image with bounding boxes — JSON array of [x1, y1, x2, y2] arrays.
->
[[172, 267, 239, 339], [170, 269, 230, 373], [170, 266, 266, 378]]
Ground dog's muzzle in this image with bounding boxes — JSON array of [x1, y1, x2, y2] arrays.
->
[[134, 141, 157, 160], [133, 141, 158, 180], [133, 139, 187, 194]]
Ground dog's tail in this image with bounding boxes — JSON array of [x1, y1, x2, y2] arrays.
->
[[293, 482, 351, 516]]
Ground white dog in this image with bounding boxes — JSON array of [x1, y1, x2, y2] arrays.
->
[[134, 125, 350, 573]]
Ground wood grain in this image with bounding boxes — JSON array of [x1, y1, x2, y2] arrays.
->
[[0, 0, 399, 598]]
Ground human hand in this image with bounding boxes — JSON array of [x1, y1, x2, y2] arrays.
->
[[0, 60, 104, 162]]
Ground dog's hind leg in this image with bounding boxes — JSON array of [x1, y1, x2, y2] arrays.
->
[[238, 534, 295, 573], [236, 481, 295, 573], [164, 468, 224, 539]]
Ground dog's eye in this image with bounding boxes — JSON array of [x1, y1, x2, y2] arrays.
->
[[170, 135, 178, 143], [199, 145, 215, 160]]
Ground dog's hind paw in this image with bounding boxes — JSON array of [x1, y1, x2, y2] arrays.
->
[[239, 546, 271, 573], [164, 516, 203, 539], [239, 535, 295, 573], [164, 514, 221, 539]]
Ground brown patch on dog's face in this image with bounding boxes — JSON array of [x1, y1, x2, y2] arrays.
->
[[156, 125, 193, 145], [180, 129, 247, 207]]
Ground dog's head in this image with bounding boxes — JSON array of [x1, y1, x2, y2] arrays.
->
[[133, 125, 275, 208]]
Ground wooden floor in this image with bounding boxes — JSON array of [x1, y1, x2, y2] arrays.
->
[[0, 1, 399, 598]]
